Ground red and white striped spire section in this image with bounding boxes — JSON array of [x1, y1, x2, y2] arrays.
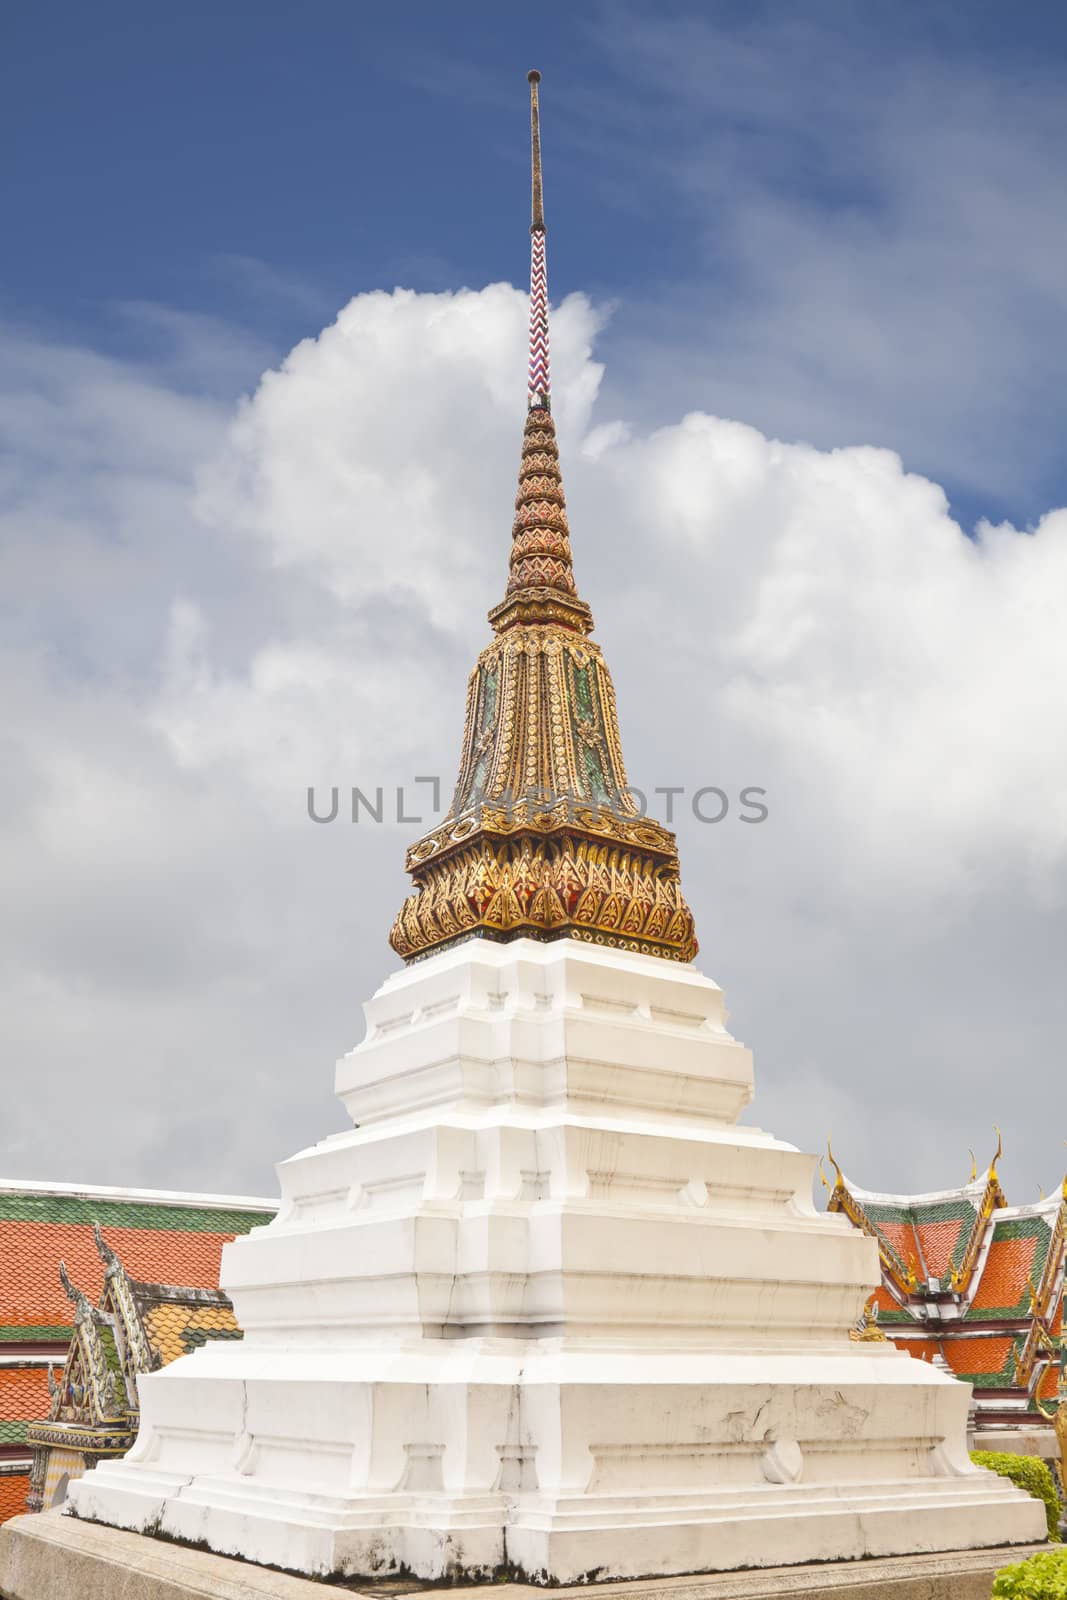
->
[[527, 69, 550, 410], [488, 71, 593, 637]]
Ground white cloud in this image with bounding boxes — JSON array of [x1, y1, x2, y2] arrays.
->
[[592, 415, 1067, 904], [1, 285, 1064, 1204], [196, 286, 604, 621], [578, 7, 1067, 511]]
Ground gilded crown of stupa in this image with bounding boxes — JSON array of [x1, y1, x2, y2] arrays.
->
[[390, 72, 698, 964]]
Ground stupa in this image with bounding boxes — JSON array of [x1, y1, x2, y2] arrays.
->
[[66, 73, 1044, 1582]]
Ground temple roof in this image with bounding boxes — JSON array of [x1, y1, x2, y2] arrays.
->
[[971, 1198, 1066, 1317], [20, 1224, 254, 1512], [0, 1180, 275, 1522], [0, 1181, 274, 1347], [842, 1174, 996, 1296], [843, 1174, 995, 1208], [139, 1290, 243, 1365], [828, 1145, 1066, 1424]]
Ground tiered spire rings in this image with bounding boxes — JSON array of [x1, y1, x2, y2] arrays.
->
[[489, 69, 590, 637], [390, 73, 697, 964]]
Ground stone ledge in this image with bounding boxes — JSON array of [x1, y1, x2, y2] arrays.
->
[[457, 1544, 1052, 1600], [0, 1512, 358, 1600], [0, 1512, 1050, 1600]]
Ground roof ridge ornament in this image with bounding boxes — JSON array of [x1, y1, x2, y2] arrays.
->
[[94, 1225, 157, 1373], [93, 1221, 120, 1274], [58, 1260, 94, 1323], [824, 1143, 919, 1293], [825, 1136, 844, 1191]]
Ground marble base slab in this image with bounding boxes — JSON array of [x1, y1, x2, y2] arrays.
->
[[0, 1512, 1049, 1600]]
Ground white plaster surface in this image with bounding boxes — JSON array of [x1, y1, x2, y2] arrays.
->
[[973, 1427, 1061, 1462], [0, 1511, 1050, 1600], [68, 939, 1046, 1581]]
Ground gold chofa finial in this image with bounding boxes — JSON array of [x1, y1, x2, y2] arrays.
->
[[969, 1149, 977, 1183], [826, 1136, 844, 1189], [991, 1126, 1003, 1175], [528, 70, 544, 232]]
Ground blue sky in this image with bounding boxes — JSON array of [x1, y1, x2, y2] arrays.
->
[[3, 4, 1067, 1196], [6, 1, 1067, 528]]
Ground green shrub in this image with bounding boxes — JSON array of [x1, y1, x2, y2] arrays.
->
[[972, 1450, 1062, 1542], [993, 1548, 1067, 1598]]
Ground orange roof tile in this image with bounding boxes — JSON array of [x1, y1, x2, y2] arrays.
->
[[873, 1221, 923, 1277], [0, 1221, 251, 1332], [891, 1337, 942, 1362], [142, 1302, 241, 1366], [872, 1218, 967, 1281], [939, 1337, 1015, 1381], [1037, 1361, 1061, 1402], [971, 1236, 1038, 1313], [0, 1366, 51, 1421], [0, 1472, 32, 1524], [914, 1219, 967, 1278]]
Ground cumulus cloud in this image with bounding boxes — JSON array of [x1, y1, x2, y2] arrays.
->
[[594, 416, 1067, 902], [566, 6, 1067, 518], [1, 283, 1064, 1203]]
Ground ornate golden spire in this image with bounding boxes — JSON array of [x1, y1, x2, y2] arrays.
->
[[489, 70, 591, 637], [389, 73, 697, 965]]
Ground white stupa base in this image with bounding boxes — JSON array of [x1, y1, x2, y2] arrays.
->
[[69, 939, 1045, 1581], [71, 1345, 1041, 1582]]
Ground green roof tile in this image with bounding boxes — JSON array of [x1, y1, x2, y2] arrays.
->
[[0, 1194, 269, 1234], [0, 1325, 72, 1344]]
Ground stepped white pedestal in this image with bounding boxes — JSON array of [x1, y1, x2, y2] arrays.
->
[[68, 940, 1044, 1581]]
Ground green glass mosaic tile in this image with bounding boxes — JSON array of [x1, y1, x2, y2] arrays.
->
[[0, 1325, 72, 1344], [0, 1195, 271, 1234]]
